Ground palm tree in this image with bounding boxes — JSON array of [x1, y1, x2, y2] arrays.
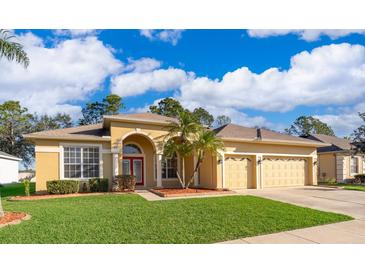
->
[[186, 129, 224, 188], [164, 110, 201, 188], [163, 110, 224, 189], [0, 30, 29, 218], [0, 29, 29, 68]]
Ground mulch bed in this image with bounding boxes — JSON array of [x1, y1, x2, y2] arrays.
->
[[0, 212, 31, 228], [9, 191, 133, 201], [150, 188, 234, 197]]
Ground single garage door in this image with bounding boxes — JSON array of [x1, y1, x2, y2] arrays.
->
[[263, 157, 307, 187], [224, 155, 253, 188]]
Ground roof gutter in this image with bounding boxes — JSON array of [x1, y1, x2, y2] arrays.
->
[[24, 134, 111, 142], [220, 137, 330, 147], [103, 115, 174, 128]]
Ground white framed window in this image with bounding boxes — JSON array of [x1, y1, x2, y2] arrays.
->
[[162, 155, 178, 179], [351, 157, 359, 175], [63, 145, 100, 179]]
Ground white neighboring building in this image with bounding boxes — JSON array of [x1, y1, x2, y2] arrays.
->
[[0, 151, 21, 184]]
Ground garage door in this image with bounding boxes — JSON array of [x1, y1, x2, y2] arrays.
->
[[224, 156, 253, 188], [263, 157, 307, 187]]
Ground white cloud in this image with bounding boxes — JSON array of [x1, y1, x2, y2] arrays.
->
[[123, 57, 161, 73], [178, 43, 365, 113], [53, 29, 98, 37], [247, 29, 365, 41], [140, 30, 184, 45], [0, 32, 122, 119], [314, 103, 365, 137], [111, 66, 193, 97]]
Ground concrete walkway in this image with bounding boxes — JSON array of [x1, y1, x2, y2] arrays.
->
[[220, 186, 365, 244], [220, 219, 365, 244]]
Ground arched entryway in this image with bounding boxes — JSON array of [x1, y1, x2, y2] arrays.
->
[[119, 133, 157, 188]]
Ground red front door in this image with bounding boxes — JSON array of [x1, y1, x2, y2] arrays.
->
[[122, 157, 144, 185]]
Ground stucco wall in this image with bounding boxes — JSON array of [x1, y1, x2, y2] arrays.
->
[[0, 158, 19, 184], [318, 153, 336, 181], [34, 140, 111, 192]]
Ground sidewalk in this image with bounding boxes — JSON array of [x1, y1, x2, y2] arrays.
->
[[218, 219, 365, 244]]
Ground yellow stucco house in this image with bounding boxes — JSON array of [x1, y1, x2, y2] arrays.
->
[[25, 113, 327, 192], [305, 134, 365, 182]]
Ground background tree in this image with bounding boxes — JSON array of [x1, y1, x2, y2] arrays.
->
[[149, 97, 185, 118], [214, 115, 231, 128], [0, 101, 33, 167], [192, 107, 214, 127], [285, 116, 335, 136], [0, 29, 29, 68], [352, 112, 365, 154], [31, 113, 72, 132], [79, 94, 124, 125]]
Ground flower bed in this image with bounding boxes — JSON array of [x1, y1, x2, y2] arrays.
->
[[0, 212, 31, 228], [150, 188, 234, 197]]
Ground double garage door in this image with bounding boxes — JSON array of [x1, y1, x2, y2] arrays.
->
[[224, 155, 308, 189]]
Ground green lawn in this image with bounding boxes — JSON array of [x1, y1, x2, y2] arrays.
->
[[0, 186, 351, 243], [320, 182, 365, 192], [0, 182, 35, 198]]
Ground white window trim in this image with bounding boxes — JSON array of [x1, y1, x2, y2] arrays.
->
[[122, 142, 146, 187], [350, 156, 360, 176], [154, 153, 180, 181], [123, 142, 144, 155], [60, 143, 103, 180]]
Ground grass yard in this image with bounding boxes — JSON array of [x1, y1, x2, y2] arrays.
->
[[342, 185, 365, 192], [320, 182, 365, 192], [0, 187, 351, 243], [0, 182, 35, 198]]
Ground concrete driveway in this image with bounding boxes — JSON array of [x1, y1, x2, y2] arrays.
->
[[221, 186, 365, 244]]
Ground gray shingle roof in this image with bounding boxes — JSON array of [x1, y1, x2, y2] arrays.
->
[[214, 123, 324, 145], [306, 134, 352, 152]]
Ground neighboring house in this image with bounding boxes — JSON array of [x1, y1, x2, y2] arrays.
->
[[0, 151, 21, 184], [24, 113, 326, 192], [18, 170, 35, 181], [305, 134, 365, 182]]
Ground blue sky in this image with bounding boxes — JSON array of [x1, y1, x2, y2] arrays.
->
[[2, 29, 365, 136]]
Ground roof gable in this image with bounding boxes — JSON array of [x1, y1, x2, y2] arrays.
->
[[307, 134, 352, 152]]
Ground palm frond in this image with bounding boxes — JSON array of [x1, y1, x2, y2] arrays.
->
[[0, 29, 30, 68]]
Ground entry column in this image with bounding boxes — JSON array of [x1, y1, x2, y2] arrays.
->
[[156, 153, 163, 188]]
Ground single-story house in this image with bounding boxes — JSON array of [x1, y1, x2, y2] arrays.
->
[[24, 113, 326, 192], [305, 134, 365, 182], [0, 151, 22, 184]]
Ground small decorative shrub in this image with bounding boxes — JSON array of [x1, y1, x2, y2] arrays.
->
[[23, 179, 31, 196], [326, 178, 337, 185], [46, 180, 79, 194], [88, 178, 109, 192], [354, 174, 365, 184], [113, 175, 136, 191]]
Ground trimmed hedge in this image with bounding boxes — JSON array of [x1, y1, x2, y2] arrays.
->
[[46, 180, 79, 194], [354, 174, 365, 184], [113, 175, 136, 191], [88, 178, 109, 192]]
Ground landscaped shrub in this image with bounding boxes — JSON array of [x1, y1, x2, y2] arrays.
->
[[113, 175, 136, 191], [354, 174, 365, 184], [88, 178, 109, 192], [22, 179, 31, 196], [46, 180, 79, 194]]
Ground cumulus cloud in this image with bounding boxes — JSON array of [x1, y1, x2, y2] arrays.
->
[[123, 57, 161, 73], [314, 103, 365, 137], [247, 29, 365, 41], [111, 63, 194, 96], [178, 43, 365, 113], [0, 32, 122, 119], [53, 29, 98, 37], [140, 30, 184, 45]]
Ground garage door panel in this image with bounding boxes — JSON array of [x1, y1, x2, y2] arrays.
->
[[224, 156, 253, 189], [263, 157, 307, 187]]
